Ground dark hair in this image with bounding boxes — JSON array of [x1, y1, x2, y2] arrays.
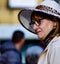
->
[[26, 54, 39, 64], [12, 30, 24, 44], [31, 11, 59, 22]]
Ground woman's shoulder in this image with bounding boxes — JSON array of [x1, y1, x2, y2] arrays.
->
[[50, 36, 60, 48]]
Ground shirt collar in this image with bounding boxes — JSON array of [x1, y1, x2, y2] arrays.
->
[[44, 36, 60, 52]]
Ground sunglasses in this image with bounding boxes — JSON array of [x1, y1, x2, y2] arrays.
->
[[29, 18, 45, 28]]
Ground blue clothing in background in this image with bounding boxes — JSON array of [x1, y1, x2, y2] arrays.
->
[[0, 41, 22, 64]]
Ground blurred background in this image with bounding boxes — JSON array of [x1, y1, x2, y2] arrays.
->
[[0, 0, 60, 64]]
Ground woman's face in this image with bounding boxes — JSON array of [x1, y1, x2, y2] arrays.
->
[[31, 15, 56, 40]]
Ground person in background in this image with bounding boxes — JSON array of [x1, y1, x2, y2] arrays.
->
[[1, 30, 25, 64], [18, 0, 60, 64], [25, 46, 43, 64]]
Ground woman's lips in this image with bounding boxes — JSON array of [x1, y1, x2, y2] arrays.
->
[[36, 31, 41, 34]]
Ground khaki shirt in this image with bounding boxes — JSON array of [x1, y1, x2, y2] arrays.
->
[[38, 36, 60, 64]]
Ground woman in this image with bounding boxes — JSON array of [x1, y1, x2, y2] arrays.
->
[[18, 0, 60, 64]]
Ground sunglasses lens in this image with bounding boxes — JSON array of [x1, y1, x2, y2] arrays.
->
[[29, 18, 44, 27], [29, 22, 35, 27]]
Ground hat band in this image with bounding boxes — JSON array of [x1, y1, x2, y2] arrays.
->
[[36, 5, 60, 16]]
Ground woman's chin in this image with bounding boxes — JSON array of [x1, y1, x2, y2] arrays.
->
[[37, 33, 44, 40], [37, 34, 42, 39]]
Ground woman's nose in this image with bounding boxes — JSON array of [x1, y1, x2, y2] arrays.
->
[[33, 23, 39, 30]]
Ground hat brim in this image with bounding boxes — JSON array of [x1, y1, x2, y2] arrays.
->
[[18, 8, 60, 34]]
